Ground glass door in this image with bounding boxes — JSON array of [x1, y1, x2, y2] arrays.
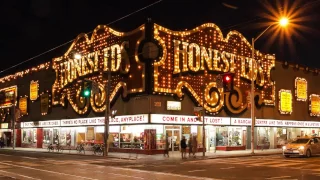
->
[[165, 129, 180, 151]]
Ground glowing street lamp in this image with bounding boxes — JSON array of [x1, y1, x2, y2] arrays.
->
[[250, 17, 289, 155], [279, 17, 289, 27]]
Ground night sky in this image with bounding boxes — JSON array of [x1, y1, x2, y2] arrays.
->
[[1, 0, 319, 76]]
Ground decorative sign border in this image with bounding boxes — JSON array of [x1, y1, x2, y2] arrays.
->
[[309, 94, 320, 117], [295, 77, 307, 101], [279, 89, 293, 115]]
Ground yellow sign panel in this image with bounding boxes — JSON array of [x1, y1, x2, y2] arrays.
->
[[279, 89, 292, 114], [310, 94, 320, 116], [30, 81, 38, 101], [295, 77, 307, 101], [19, 97, 28, 115]]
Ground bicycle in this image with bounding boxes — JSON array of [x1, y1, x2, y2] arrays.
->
[[55, 143, 63, 153], [93, 144, 104, 156], [76, 143, 85, 154], [47, 144, 54, 152]]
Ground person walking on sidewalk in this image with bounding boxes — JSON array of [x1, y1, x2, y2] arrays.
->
[[261, 137, 266, 151], [0, 137, 4, 148], [188, 135, 193, 157], [180, 136, 187, 159], [192, 136, 198, 158], [163, 134, 170, 157]]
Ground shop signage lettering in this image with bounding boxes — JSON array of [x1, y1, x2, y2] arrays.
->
[[110, 114, 148, 124], [231, 118, 252, 125], [22, 120, 60, 128], [153, 24, 276, 114], [150, 114, 230, 125], [61, 114, 149, 126], [256, 119, 320, 128], [166, 101, 181, 111]]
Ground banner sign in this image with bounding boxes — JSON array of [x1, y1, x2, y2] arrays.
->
[[22, 120, 60, 128], [150, 114, 230, 125]]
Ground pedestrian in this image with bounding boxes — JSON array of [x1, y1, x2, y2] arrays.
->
[[0, 137, 4, 148], [7, 137, 10, 147], [192, 136, 198, 158], [188, 135, 193, 157], [163, 134, 169, 157], [180, 136, 187, 159]]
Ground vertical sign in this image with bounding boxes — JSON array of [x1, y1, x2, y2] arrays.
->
[[295, 77, 307, 101], [279, 89, 292, 114], [40, 93, 49, 115], [310, 94, 320, 117], [19, 97, 28, 115], [30, 81, 39, 101]]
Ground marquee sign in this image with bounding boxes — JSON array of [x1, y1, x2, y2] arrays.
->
[[52, 25, 146, 114], [0, 86, 17, 108], [152, 23, 275, 114]]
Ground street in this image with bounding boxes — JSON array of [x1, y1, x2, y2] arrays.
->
[[0, 150, 320, 180]]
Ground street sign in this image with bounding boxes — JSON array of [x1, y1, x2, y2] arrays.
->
[[194, 107, 203, 111], [216, 74, 223, 88]]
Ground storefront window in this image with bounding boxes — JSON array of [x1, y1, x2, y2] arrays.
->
[[216, 127, 228, 146], [228, 127, 243, 146], [276, 128, 287, 146], [22, 129, 35, 144], [60, 128, 75, 146], [43, 129, 52, 144], [257, 127, 270, 148]]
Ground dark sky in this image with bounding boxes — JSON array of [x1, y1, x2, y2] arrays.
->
[[1, 0, 319, 76]]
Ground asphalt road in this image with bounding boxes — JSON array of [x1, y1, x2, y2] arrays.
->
[[0, 150, 320, 180]]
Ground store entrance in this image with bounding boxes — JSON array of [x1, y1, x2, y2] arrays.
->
[[165, 128, 180, 151]]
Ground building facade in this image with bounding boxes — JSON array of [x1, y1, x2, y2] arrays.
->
[[0, 21, 319, 154]]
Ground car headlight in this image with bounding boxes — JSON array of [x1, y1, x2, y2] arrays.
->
[[282, 146, 286, 150], [299, 146, 304, 150]]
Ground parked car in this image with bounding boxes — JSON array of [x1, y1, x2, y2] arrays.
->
[[282, 137, 320, 158]]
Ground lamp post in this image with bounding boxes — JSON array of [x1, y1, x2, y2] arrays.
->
[[250, 17, 289, 154], [104, 60, 111, 157], [10, 91, 16, 150]]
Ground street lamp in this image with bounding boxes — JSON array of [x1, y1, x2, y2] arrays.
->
[[250, 17, 289, 154]]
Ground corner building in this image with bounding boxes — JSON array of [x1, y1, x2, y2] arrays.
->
[[0, 21, 319, 154]]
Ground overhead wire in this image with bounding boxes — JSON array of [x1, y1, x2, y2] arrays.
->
[[0, 0, 163, 75]]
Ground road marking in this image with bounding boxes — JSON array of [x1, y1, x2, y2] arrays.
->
[[0, 162, 99, 180], [107, 166, 220, 180], [265, 176, 291, 179], [0, 154, 12, 157], [0, 169, 41, 180], [220, 167, 235, 170], [187, 169, 206, 172], [22, 156, 38, 160], [108, 172, 145, 179]]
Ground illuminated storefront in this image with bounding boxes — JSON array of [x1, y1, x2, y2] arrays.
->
[[0, 21, 319, 154]]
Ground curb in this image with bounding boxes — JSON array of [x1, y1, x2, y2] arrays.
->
[[0, 148, 282, 161]]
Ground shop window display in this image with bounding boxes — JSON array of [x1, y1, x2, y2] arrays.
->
[[276, 128, 287, 146], [257, 127, 270, 149], [216, 127, 228, 146], [215, 127, 243, 147], [43, 129, 52, 144], [228, 127, 242, 146], [22, 129, 35, 144]]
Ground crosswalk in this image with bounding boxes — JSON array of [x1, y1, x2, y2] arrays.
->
[[182, 155, 320, 172]]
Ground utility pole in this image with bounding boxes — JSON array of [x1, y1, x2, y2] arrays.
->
[[202, 87, 205, 157], [104, 58, 111, 157], [11, 92, 16, 150]]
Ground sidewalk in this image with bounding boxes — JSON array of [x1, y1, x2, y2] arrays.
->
[[0, 147, 283, 161]]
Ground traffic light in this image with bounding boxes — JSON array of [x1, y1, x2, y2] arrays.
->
[[81, 80, 92, 97], [194, 111, 202, 121], [222, 73, 234, 92]]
